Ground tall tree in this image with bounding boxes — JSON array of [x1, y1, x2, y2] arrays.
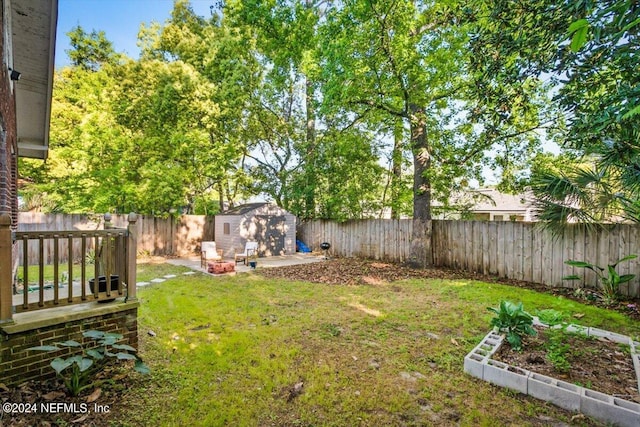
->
[[135, 0, 259, 211], [66, 26, 118, 71], [20, 27, 136, 213], [472, 0, 639, 228], [225, 0, 324, 218]]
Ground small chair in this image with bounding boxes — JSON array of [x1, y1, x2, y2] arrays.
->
[[200, 241, 223, 268], [234, 241, 259, 265]]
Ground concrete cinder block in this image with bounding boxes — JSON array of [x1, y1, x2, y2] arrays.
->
[[466, 326, 640, 427], [527, 372, 581, 412], [587, 327, 629, 344], [563, 324, 588, 335], [580, 388, 640, 427], [483, 359, 529, 394], [463, 353, 486, 379]]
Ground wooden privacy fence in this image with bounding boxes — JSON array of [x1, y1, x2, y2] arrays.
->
[[298, 219, 640, 297], [17, 213, 215, 264], [17, 214, 640, 297], [297, 219, 415, 262]]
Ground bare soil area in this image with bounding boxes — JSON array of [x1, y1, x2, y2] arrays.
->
[[493, 326, 640, 404]]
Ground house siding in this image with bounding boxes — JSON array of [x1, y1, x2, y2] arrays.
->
[[0, 0, 17, 229]]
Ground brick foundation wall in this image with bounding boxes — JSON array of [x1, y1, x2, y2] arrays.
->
[[0, 304, 139, 386]]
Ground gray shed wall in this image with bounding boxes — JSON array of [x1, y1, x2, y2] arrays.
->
[[214, 205, 296, 258]]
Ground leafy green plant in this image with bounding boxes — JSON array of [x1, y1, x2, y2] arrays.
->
[[85, 249, 96, 265], [29, 330, 150, 396], [487, 301, 537, 351], [563, 255, 637, 303], [544, 328, 571, 373], [534, 309, 567, 327]]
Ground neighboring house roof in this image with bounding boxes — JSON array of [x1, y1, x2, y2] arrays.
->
[[468, 188, 531, 213], [11, 0, 58, 159], [433, 188, 536, 220], [217, 203, 271, 216]]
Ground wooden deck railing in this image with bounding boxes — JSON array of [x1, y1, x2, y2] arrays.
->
[[0, 213, 138, 323]]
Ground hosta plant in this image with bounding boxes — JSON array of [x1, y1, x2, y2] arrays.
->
[[487, 301, 537, 351], [29, 330, 150, 396], [563, 255, 637, 303]]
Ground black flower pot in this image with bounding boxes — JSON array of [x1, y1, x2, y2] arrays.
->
[[89, 275, 119, 302]]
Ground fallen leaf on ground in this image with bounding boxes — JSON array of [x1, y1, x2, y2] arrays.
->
[[42, 391, 65, 400], [86, 388, 102, 403], [71, 414, 88, 423]]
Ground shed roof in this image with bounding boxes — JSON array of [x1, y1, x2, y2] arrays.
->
[[217, 203, 271, 216]]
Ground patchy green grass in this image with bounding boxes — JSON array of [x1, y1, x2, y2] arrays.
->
[[16, 263, 70, 284], [115, 263, 639, 426], [135, 262, 193, 283], [16, 261, 191, 285]]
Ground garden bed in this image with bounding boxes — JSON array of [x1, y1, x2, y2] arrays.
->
[[464, 323, 640, 427], [493, 325, 639, 404]]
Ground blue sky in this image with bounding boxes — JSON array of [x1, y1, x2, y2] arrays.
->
[[56, 0, 213, 67]]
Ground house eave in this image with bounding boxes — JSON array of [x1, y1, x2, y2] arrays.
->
[[12, 0, 58, 160]]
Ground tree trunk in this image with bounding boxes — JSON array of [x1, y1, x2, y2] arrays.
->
[[217, 183, 225, 212], [303, 75, 316, 219], [408, 104, 432, 268], [391, 118, 403, 219], [410, 104, 431, 221]]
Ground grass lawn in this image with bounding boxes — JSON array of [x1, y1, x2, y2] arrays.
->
[[115, 262, 640, 426]]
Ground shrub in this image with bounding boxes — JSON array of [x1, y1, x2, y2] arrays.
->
[[563, 254, 637, 303], [29, 330, 149, 396]]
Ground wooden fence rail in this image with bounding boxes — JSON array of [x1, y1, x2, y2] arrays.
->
[[298, 220, 640, 297]]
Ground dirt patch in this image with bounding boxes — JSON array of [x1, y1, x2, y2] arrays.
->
[[493, 326, 639, 404], [258, 257, 476, 285]]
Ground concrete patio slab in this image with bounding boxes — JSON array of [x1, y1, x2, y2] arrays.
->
[[166, 253, 325, 275]]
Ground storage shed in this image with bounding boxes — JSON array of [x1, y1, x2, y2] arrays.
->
[[215, 203, 296, 258]]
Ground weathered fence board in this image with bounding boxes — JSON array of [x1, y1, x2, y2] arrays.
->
[[297, 219, 415, 262], [297, 220, 640, 297], [17, 213, 215, 264]]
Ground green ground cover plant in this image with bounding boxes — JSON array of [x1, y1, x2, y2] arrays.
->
[[16, 263, 69, 285], [112, 263, 639, 426], [28, 330, 149, 396]]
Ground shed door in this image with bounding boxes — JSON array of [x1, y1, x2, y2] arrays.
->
[[255, 215, 286, 256]]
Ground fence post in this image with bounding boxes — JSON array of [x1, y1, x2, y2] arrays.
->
[[104, 213, 113, 229], [0, 214, 14, 323], [126, 213, 138, 302]]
